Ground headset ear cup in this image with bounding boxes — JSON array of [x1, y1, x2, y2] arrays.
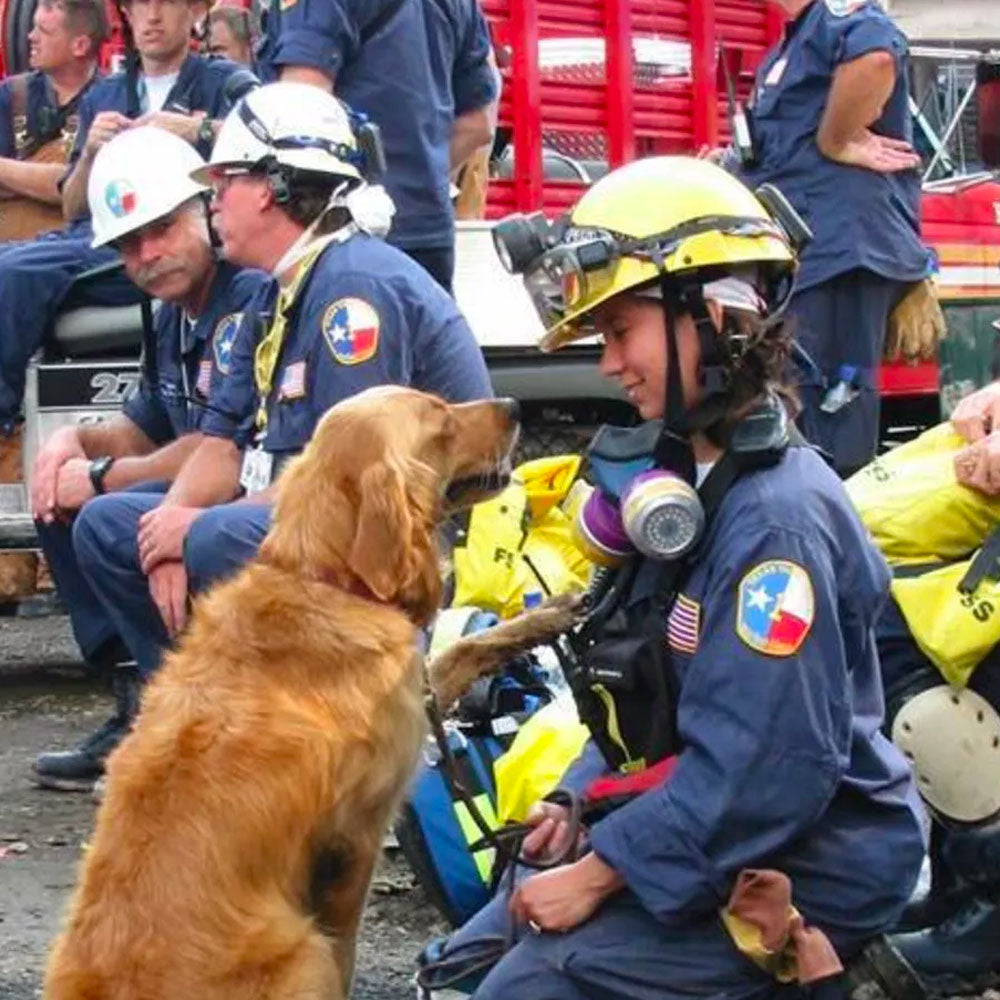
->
[[267, 164, 290, 204], [200, 192, 222, 249]]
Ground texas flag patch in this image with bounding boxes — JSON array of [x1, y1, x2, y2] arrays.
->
[[736, 559, 815, 657], [322, 298, 380, 366], [104, 178, 137, 218]]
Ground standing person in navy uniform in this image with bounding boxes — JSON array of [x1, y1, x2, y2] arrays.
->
[[0, 0, 107, 209], [66, 82, 492, 684], [0, 0, 247, 436], [418, 156, 926, 1000], [258, 0, 498, 292], [28, 126, 269, 792], [736, 0, 934, 476]]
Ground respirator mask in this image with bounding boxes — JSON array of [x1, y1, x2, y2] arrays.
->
[[575, 394, 791, 566], [573, 422, 705, 565]]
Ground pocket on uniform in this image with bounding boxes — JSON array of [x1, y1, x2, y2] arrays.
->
[[264, 395, 314, 455]]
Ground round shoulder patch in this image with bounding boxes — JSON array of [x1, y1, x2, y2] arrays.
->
[[322, 297, 380, 366], [736, 559, 815, 657], [213, 313, 242, 375]]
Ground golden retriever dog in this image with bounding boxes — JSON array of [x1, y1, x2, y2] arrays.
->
[[44, 386, 530, 1000]]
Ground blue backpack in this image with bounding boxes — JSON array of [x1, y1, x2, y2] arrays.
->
[[395, 613, 551, 927]]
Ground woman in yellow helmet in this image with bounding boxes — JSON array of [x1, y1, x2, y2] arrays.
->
[[419, 157, 926, 1000]]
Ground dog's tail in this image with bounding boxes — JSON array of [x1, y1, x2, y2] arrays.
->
[[426, 592, 585, 711]]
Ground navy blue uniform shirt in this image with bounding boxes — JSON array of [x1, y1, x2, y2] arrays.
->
[[0, 69, 97, 159], [124, 261, 269, 444], [202, 231, 492, 466], [259, 0, 496, 251], [739, 0, 932, 291], [65, 54, 243, 222], [582, 446, 926, 950]]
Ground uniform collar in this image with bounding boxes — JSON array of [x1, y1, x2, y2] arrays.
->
[[183, 259, 233, 348], [128, 52, 197, 109]]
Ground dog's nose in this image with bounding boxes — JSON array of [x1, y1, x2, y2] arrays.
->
[[500, 397, 520, 423]]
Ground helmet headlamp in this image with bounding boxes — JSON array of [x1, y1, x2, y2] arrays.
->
[[492, 211, 553, 274]]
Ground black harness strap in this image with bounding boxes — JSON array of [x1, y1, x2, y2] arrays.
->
[[959, 525, 1000, 594]]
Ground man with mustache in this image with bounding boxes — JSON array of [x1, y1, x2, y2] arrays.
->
[[0, 0, 246, 443], [30, 126, 268, 792]]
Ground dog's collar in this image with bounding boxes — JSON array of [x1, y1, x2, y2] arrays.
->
[[311, 568, 393, 608]]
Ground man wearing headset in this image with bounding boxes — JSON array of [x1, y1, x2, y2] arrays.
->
[[59, 82, 491, 699], [29, 126, 268, 792]]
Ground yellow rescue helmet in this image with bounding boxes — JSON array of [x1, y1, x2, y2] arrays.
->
[[521, 156, 798, 351]]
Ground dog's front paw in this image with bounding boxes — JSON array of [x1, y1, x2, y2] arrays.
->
[[525, 591, 587, 637]]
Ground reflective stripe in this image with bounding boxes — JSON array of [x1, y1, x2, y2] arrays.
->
[[454, 793, 498, 882]]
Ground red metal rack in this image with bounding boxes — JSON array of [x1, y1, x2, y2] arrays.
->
[[482, 0, 782, 217]]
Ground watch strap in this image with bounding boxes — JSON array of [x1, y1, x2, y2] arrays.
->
[[89, 456, 114, 495]]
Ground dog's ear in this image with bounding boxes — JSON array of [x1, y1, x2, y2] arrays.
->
[[348, 461, 420, 604]]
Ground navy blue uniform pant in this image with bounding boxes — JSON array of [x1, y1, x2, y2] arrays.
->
[[401, 244, 454, 296], [435, 867, 853, 1000], [36, 483, 168, 665], [789, 269, 911, 477], [41, 491, 271, 678], [0, 229, 139, 421]]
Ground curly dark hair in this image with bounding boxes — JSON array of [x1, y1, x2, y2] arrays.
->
[[679, 302, 801, 447]]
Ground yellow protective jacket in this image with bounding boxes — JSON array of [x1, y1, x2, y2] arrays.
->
[[845, 423, 1000, 687], [451, 454, 594, 618]]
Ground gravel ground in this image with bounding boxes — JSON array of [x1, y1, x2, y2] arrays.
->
[[2, 614, 999, 1000], [0, 616, 446, 1000]]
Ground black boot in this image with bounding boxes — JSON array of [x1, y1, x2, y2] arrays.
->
[[890, 895, 1000, 994], [895, 822, 974, 933], [32, 664, 141, 792]]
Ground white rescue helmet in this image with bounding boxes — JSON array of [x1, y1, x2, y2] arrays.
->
[[192, 82, 363, 187], [89, 126, 209, 249]]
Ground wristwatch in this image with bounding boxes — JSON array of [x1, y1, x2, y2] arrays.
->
[[88, 456, 115, 495], [196, 117, 215, 149]]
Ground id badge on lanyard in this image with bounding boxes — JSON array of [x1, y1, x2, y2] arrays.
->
[[239, 443, 274, 496]]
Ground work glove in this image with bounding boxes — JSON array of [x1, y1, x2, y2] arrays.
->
[[884, 278, 947, 362]]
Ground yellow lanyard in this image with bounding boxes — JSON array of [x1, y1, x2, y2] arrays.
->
[[252, 244, 325, 435]]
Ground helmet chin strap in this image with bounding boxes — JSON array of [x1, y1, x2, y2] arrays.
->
[[654, 277, 696, 484], [654, 279, 734, 481], [271, 179, 356, 278]]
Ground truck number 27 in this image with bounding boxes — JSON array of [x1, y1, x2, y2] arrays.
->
[[90, 371, 140, 406]]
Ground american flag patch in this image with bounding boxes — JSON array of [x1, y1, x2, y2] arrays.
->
[[195, 359, 213, 397], [667, 593, 701, 655], [279, 360, 307, 400]]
